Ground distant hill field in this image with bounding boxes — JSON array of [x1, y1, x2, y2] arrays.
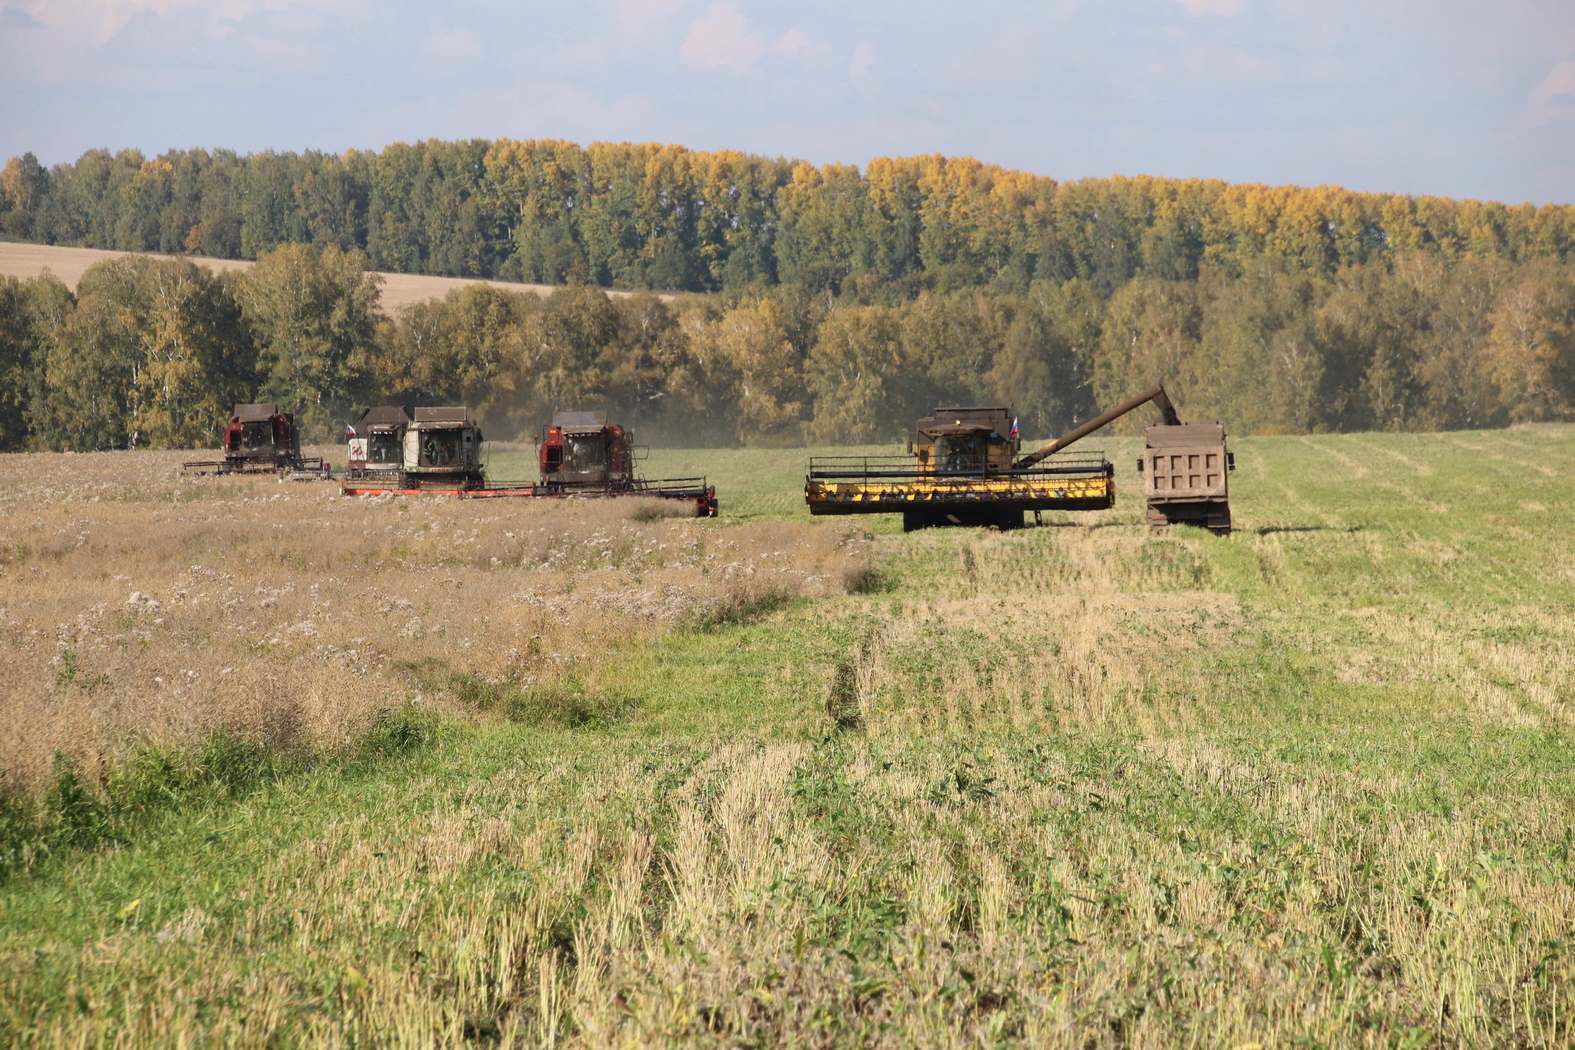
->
[[0, 240, 664, 312]]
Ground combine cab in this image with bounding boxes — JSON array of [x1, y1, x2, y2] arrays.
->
[[806, 384, 1234, 532], [182, 403, 325, 477], [346, 405, 411, 482]]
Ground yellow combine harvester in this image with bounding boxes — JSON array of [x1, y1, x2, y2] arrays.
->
[[806, 385, 1231, 531]]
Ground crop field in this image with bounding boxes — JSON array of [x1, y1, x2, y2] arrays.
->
[[0, 241, 663, 312], [2, 427, 1574, 1046]]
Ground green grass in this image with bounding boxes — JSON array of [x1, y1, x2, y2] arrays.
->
[[3, 427, 1574, 1046]]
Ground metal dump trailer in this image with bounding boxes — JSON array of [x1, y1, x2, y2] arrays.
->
[[1140, 422, 1234, 533]]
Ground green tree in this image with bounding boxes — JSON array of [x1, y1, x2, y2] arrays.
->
[[806, 306, 905, 442], [1197, 260, 1327, 433], [1409, 255, 1509, 430], [30, 259, 150, 450], [0, 276, 55, 448], [1092, 278, 1202, 427], [1315, 262, 1430, 430], [0, 153, 49, 240], [130, 261, 253, 447], [514, 286, 621, 423], [894, 291, 1001, 423], [985, 279, 1102, 437], [1484, 260, 1575, 422], [701, 297, 805, 443], [237, 245, 382, 437]]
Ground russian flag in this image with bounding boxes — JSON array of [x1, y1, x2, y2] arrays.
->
[[1009, 416, 1019, 440]]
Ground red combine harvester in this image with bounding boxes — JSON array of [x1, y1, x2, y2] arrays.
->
[[538, 410, 635, 490], [341, 407, 717, 516], [537, 411, 717, 515], [182, 403, 326, 477]]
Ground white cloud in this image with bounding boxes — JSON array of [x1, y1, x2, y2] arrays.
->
[[1532, 58, 1575, 105], [1177, 0, 1245, 17], [1528, 57, 1575, 126], [5, 0, 334, 45], [678, 2, 760, 72], [773, 27, 809, 58], [615, 0, 678, 36], [850, 40, 875, 81]]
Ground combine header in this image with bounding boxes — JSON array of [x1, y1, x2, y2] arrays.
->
[[805, 385, 1233, 532], [181, 403, 326, 478], [341, 407, 718, 516]]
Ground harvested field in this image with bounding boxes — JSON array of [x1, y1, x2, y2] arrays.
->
[[0, 449, 868, 793], [2, 427, 1574, 1047], [0, 240, 668, 312]]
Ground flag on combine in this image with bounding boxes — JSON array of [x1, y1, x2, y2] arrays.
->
[[343, 424, 356, 439], [1009, 416, 1019, 441]]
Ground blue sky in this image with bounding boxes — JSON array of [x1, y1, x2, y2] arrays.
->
[[2, 0, 1572, 204]]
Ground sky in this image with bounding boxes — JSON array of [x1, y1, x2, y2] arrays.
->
[[1, 0, 1572, 205]]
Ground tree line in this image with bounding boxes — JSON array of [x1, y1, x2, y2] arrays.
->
[[3, 141, 1573, 297], [1, 244, 1570, 452]]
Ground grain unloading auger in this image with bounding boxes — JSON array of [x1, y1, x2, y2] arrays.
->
[[804, 384, 1233, 532]]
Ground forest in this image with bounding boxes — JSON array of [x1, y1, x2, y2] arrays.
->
[[0, 140, 1572, 449], [3, 141, 1574, 296], [1, 246, 1571, 450]]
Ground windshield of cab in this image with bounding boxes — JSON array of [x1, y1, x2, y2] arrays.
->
[[564, 433, 606, 473], [239, 421, 273, 451], [418, 429, 462, 467], [369, 431, 400, 464], [935, 433, 985, 472]]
